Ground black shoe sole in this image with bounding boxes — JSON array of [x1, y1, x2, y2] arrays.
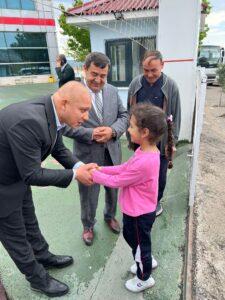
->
[[83, 239, 93, 246], [31, 287, 69, 297], [104, 220, 120, 234], [42, 259, 74, 269]]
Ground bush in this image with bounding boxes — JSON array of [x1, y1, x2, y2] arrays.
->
[[216, 64, 225, 92]]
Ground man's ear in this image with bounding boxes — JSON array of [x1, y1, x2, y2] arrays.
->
[[60, 99, 68, 111]]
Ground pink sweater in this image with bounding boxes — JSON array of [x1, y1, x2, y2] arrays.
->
[[92, 147, 160, 217]]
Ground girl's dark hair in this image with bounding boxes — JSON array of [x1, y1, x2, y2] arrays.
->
[[166, 116, 174, 169], [129, 103, 174, 169], [131, 103, 167, 143]]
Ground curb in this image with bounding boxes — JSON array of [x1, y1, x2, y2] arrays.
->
[[183, 205, 194, 300]]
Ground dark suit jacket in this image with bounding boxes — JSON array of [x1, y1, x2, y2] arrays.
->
[[55, 63, 75, 87], [0, 95, 78, 218]]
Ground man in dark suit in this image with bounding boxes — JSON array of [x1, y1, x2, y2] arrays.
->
[[55, 54, 75, 87], [63, 52, 128, 246], [0, 81, 96, 297]]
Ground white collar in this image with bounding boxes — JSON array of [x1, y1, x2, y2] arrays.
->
[[84, 79, 102, 96], [61, 62, 67, 72], [51, 96, 65, 131]]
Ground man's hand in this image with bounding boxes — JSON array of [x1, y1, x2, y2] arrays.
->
[[89, 166, 102, 175], [93, 127, 113, 143], [76, 163, 98, 186]]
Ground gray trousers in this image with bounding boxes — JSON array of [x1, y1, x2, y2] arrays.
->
[[78, 149, 118, 229]]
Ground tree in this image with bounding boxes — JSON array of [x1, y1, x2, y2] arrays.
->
[[216, 64, 225, 106], [199, 0, 211, 46], [58, 1, 91, 61]]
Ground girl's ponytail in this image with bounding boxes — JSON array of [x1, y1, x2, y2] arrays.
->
[[167, 115, 174, 169]]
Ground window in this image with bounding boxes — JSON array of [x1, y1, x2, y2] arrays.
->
[[11, 63, 50, 76], [0, 0, 6, 9], [6, 0, 20, 9], [0, 0, 35, 10], [0, 50, 10, 63], [106, 39, 131, 87], [21, 0, 35, 10], [0, 32, 50, 77], [0, 32, 6, 48], [106, 36, 156, 87], [7, 49, 49, 63], [5, 32, 47, 48], [0, 65, 11, 77]]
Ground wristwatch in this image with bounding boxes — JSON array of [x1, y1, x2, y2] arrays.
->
[[111, 127, 117, 139]]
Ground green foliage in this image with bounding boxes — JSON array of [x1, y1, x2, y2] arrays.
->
[[58, 1, 91, 61], [199, 0, 211, 46], [201, 0, 211, 14], [199, 24, 209, 47], [217, 64, 225, 92]]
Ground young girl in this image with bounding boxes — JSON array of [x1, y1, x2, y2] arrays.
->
[[92, 103, 172, 293]]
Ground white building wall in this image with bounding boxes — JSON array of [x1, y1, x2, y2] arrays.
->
[[89, 18, 158, 106], [67, 3, 201, 141], [158, 0, 201, 141], [0, 0, 58, 86], [89, 18, 158, 52]]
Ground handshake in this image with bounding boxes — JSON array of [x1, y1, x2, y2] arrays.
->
[[75, 163, 101, 186]]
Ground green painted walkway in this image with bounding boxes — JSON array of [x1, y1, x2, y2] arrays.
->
[[0, 84, 190, 300]]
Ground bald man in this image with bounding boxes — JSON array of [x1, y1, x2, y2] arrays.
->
[[0, 82, 96, 297]]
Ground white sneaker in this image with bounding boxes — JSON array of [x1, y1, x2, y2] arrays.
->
[[125, 275, 155, 292], [130, 256, 158, 275]]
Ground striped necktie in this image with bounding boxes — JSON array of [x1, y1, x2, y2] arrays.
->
[[95, 93, 103, 123]]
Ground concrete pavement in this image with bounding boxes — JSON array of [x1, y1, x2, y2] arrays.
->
[[0, 84, 191, 300]]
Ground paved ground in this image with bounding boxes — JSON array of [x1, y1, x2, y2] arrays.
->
[[193, 86, 225, 299], [0, 278, 7, 300], [0, 83, 191, 300]]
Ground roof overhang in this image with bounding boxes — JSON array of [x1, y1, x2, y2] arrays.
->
[[67, 9, 158, 26]]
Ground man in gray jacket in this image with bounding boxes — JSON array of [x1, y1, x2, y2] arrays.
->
[[64, 52, 128, 245], [127, 50, 181, 216]]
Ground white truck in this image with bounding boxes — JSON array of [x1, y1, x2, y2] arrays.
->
[[197, 45, 224, 85]]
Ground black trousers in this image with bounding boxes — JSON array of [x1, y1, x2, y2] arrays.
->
[[123, 211, 156, 281], [0, 186, 52, 286], [158, 155, 168, 203]]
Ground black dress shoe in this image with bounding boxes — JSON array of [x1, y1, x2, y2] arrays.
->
[[38, 255, 74, 269], [31, 275, 69, 297], [105, 218, 120, 234]]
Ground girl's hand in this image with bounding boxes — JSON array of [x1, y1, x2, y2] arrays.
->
[[90, 166, 102, 175]]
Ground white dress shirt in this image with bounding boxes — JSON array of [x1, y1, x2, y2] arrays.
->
[[51, 97, 83, 181], [84, 79, 103, 119]]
